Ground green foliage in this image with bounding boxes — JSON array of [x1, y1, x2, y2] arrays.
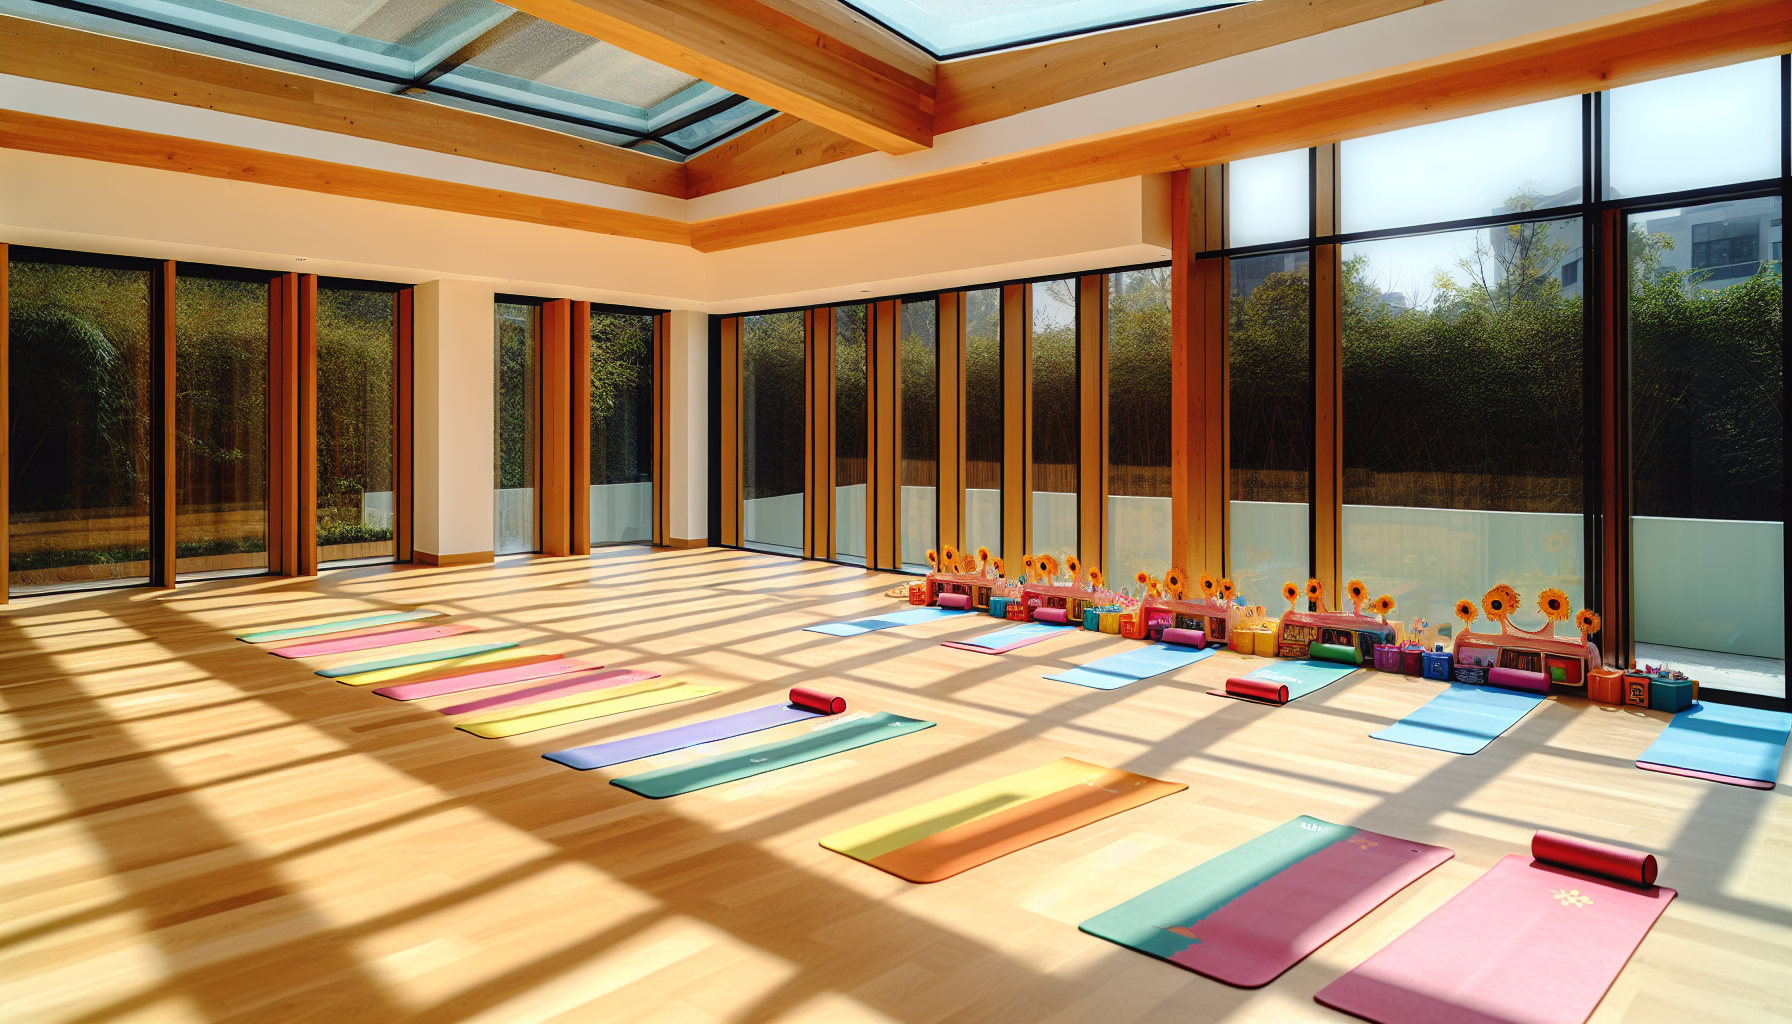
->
[[742, 311, 806, 499], [494, 303, 535, 490], [590, 311, 653, 486], [1108, 268, 1172, 487], [834, 305, 870, 484], [315, 287, 394, 530], [317, 522, 394, 546], [9, 536, 267, 573], [963, 290, 1003, 472], [901, 300, 938, 472], [1031, 280, 1078, 469]]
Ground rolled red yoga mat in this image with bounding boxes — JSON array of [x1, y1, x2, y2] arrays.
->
[[790, 686, 846, 715], [1488, 665, 1549, 693], [1533, 829, 1657, 887], [1161, 627, 1206, 647], [1032, 607, 1069, 625], [937, 593, 970, 610], [1225, 677, 1289, 704]]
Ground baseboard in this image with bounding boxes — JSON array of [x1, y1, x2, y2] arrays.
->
[[413, 549, 495, 567], [662, 537, 710, 550]]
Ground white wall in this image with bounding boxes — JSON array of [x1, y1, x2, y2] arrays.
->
[[665, 309, 709, 545], [413, 277, 496, 559]]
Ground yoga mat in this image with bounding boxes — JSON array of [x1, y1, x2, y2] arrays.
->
[[1045, 643, 1217, 690], [1221, 677, 1289, 704], [372, 657, 584, 700], [1315, 847, 1676, 1024], [268, 624, 478, 659], [238, 610, 439, 643], [805, 606, 966, 636], [1207, 660, 1359, 703], [438, 669, 660, 716], [1310, 641, 1363, 665], [457, 683, 719, 739], [316, 642, 518, 679], [940, 621, 1069, 654], [612, 711, 934, 798], [822, 758, 1185, 882], [338, 650, 549, 687], [545, 688, 845, 770], [1080, 816, 1453, 987], [1635, 701, 1789, 789], [1371, 683, 1545, 755]]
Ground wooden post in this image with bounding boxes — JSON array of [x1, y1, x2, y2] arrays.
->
[[718, 316, 742, 547], [394, 287, 414, 563], [1596, 206, 1629, 667], [652, 311, 669, 548], [297, 273, 317, 575], [1078, 274, 1107, 576], [538, 298, 572, 556], [937, 291, 963, 558], [1171, 166, 1228, 579], [570, 301, 591, 555], [806, 306, 835, 560], [0, 246, 8, 603], [1312, 145, 1343, 599], [1001, 283, 1027, 571], [151, 261, 176, 586], [267, 272, 300, 576], [871, 300, 900, 569]]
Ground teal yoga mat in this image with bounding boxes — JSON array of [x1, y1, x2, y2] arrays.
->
[[610, 712, 935, 798], [1371, 683, 1544, 754], [1045, 643, 1216, 689], [313, 642, 518, 678], [1213, 660, 1360, 702], [238, 610, 437, 643], [805, 606, 966, 636], [1636, 702, 1789, 788]]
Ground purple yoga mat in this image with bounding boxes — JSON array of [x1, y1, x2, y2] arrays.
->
[[269, 624, 478, 659], [438, 668, 661, 716], [544, 702, 826, 770]]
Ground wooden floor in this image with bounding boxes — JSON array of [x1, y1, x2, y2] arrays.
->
[[3, 546, 1788, 1024]]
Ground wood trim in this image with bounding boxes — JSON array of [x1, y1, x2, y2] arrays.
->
[[297, 273, 318, 576], [805, 306, 834, 559], [571, 301, 592, 556], [1597, 207, 1630, 667], [718, 316, 742, 547], [1171, 167, 1227, 580], [413, 549, 496, 566], [0, 246, 7, 604], [662, 535, 709, 549], [691, 0, 1792, 250], [506, 0, 935, 154], [686, 114, 874, 198], [754, 0, 935, 86], [652, 312, 670, 548], [395, 288, 415, 563], [1312, 145, 1343, 601], [150, 260, 176, 588], [1001, 283, 1027, 572], [1077, 274, 1106, 576], [0, 14, 686, 198], [937, 291, 963, 557], [539, 299, 572, 556], [267, 272, 300, 577], [871, 299, 899, 569], [0, 110, 694, 247]]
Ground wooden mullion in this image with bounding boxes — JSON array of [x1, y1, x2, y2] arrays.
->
[[1077, 274, 1106, 575], [937, 291, 962, 558], [1171, 166, 1228, 579], [1001, 283, 1027, 571], [395, 287, 414, 563], [1311, 143, 1343, 596], [571, 300, 591, 555], [297, 273, 317, 575], [719, 316, 741, 547], [1597, 206, 1629, 667], [151, 260, 176, 587], [0, 246, 8, 603], [872, 300, 898, 569], [652, 312, 669, 548], [538, 299, 571, 556]]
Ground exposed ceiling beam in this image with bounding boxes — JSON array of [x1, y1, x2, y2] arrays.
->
[[685, 113, 872, 197], [503, 0, 936, 154], [752, 0, 934, 86]]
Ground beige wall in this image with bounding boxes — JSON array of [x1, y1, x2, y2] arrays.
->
[[665, 310, 709, 546], [412, 279, 497, 561]]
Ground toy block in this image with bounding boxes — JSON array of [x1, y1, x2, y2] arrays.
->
[[1622, 673, 1651, 707], [1422, 650, 1453, 681], [1649, 677, 1695, 713], [1587, 668, 1625, 704]]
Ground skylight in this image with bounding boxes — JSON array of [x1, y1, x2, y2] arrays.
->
[[840, 0, 1253, 59]]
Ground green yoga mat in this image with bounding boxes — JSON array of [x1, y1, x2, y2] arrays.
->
[[611, 712, 935, 798], [1309, 642, 1362, 665], [239, 610, 439, 643], [313, 642, 518, 678]]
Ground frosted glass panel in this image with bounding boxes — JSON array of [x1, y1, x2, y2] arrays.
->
[[902, 485, 937, 572], [590, 482, 651, 544], [1107, 267, 1171, 578], [1032, 490, 1077, 569], [743, 493, 803, 554], [964, 288, 1002, 559], [1230, 149, 1309, 247], [1607, 58, 1781, 200], [901, 300, 938, 571], [1031, 279, 1078, 562], [1231, 500, 1306, 609], [1342, 97, 1581, 233], [836, 483, 866, 561], [494, 487, 533, 555], [1108, 495, 1170, 586]]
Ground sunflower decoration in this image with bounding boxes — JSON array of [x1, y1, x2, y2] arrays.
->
[[1537, 588, 1572, 623], [1305, 578, 1324, 609], [925, 549, 939, 570], [1022, 554, 1037, 580], [943, 544, 960, 571], [1282, 581, 1301, 609], [1039, 553, 1060, 581], [1089, 567, 1105, 589], [1136, 570, 1152, 590], [992, 556, 1005, 578], [1198, 573, 1219, 600], [1065, 553, 1082, 583], [1575, 608, 1602, 637], [1454, 599, 1478, 629], [1346, 579, 1369, 613], [976, 545, 992, 569], [1372, 594, 1396, 619], [1482, 584, 1520, 623], [1163, 567, 1188, 600], [1220, 577, 1236, 602]]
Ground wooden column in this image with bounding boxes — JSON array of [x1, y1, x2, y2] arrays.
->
[[652, 312, 669, 547], [150, 260, 176, 587], [871, 300, 899, 569], [937, 291, 963, 557], [1078, 274, 1107, 575], [296, 273, 317, 575], [1595, 207, 1630, 667], [267, 272, 301, 577], [570, 301, 592, 555], [1312, 145, 1343, 598], [0, 247, 8, 603], [1171, 166, 1227, 579], [1001, 283, 1027, 571], [394, 288, 414, 563], [538, 298, 572, 556], [806, 306, 834, 560], [718, 316, 742, 547]]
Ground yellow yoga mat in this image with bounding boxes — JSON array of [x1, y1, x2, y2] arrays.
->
[[457, 684, 720, 738], [454, 678, 686, 718], [335, 649, 535, 686]]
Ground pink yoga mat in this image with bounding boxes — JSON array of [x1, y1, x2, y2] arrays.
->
[[1636, 761, 1775, 790], [1316, 850, 1676, 1024], [269, 624, 478, 659], [437, 668, 661, 716], [1488, 665, 1549, 693], [372, 656, 582, 700], [1161, 627, 1206, 647]]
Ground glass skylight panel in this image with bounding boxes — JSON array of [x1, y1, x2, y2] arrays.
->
[[461, 17, 700, 111], [842, 0, 1252, 58]]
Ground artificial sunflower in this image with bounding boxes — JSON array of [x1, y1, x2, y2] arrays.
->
[[1282, 581, 1301, 606], [1023, 554, 1037, 572], [1089, 567, 1105, 588], [1199, 573, 1218, 598], [976, 546, 992, 567], [992, 556, 1005, 577], [1575, 608, 1602, 635], [1372, 594, 1396, 617], [1164, 567, 1188, 599], [1065, 554, 1082, 580], [1039, 554, 1060, 580], [1346, 579, 1368, 609], [1220, 577, 1236, 601], [943, 544, 959, 567], [925, 549, 939, 569], [1136, 570, 1152, 589], [1454, 599, 1478, 627], [1537, 588, 1572, 622], [1482, 584, 1520, 622], [1305, 578, 1324, 603]]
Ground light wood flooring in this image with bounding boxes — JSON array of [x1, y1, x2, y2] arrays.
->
[[3, 546, 1789, 1024]]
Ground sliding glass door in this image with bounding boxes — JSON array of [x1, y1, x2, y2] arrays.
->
[[742, 311, 805, 555], [590, 309, 655, 546], [494, 299, 538, 555], [175, 268, 269, 578], [316, 282, 396, 564]]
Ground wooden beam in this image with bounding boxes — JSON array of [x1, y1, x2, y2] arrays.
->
[[150, 261, 176, 587], [571, 301, 592, 556], [1077, 274, 1106, 577], [1001, 283, 1027, 573], [685, 114, 873, 198], [0, 15, 687, 198], [505, 0, 936, 154], [691, 0, 1792, 250], [539, 299, 573, 556], [754, 0, 934, 87], [395, 289, 415, 563], [0, 110, 694, 247], [1171, 167, 1227, 581]]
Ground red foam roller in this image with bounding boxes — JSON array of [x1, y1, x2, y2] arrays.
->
[[937, 593, 970, 610], [1032, 607, 1069, 625], [1532, 829, 1657, 887], [1488, 665, 1549, 693], [1226, 677, 1289, 704], [1161, 627, 1206, 647], [790, 686, 846, 715]]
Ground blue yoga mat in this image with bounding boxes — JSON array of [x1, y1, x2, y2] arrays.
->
[[805, 606, 967, 636], [545, 702, 825, 770], [313, 642, 518, 678], [1636, 702, 1790, 786], [1371, 684, 1544, 754], [1237, 660, 1361, 700], [1045, 643, 1217, 689], [953, 621, 1068, 650], [611, 712, 935, 798]]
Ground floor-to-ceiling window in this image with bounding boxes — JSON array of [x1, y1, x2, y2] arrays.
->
[[1614, 58, 1784, 697], [742, 310, 805, 555], [963, 288, 1003, 562], [590, 308, 655, 546], [494, 298, 537, 555], [176, 267, 269, 578], [1030, 279, 1078, 565], [834, 304, 868, 564], [1339, 96, 1586, 631], [900, 298, 938, 571], [6, 250, 153, 594], [1106, 268, 1171, 584], [316, 281, 396, 564]]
